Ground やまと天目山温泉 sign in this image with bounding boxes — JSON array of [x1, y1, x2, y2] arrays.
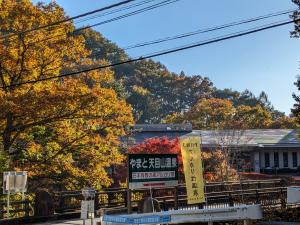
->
[[128, 154, 178, 190]]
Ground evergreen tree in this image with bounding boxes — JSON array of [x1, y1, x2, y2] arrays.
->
[[292, 77, 300, 123]]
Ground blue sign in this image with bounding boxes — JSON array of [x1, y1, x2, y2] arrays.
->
[[103, 215, 171, 224]]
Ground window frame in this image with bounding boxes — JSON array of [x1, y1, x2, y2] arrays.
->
[[283, 152, 289, 168]]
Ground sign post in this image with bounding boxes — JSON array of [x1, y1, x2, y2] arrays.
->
[[3, 171, 27, 218], [81, 188, 95, 225]]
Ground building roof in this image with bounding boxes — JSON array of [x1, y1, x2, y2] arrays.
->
[[134, 123, 192, 132], [192, 129, 300, 147], [131, 125, 300, 148]]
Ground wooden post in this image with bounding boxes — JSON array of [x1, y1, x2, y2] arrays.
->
[[280, 188, 286, 209], [0, 202, 4, 219], [94, 191, 99, 212], [163, 199, 167, 211], [255, 190, 260, 204], [174, 186, 179, 210], [228, 193, 234, 207], [198, 203, 204, 209], [243, 219, 250, 225], [127, 189, 132, 214], [58, 193, 64, 213], [25, 200, 30, 217]]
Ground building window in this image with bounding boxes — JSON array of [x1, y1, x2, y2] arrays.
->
[[274, 152, 279, 167], [264, 152, 270, 168], [292, 152, 298, 167], [283, 152, 289, 168]]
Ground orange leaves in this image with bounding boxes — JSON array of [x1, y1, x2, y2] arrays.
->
[[235, 104, 272, 129], [129, 136, 180, 155], [179, 98, 235, 129], [165, 97, 292, 130], [0, 0, 134, 190], [0, 0, 88, 90]]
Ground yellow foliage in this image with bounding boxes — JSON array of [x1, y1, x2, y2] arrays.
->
[[0, 0, 133, 190]]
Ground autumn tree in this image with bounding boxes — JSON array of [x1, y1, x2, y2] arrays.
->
[[0, 0, 133, 190], [79, 28, 214, 123], [269, 116, 298, 129], [165, 98, 235, 129], [166, 97, 295, 129], [234, 105, 272, 129]]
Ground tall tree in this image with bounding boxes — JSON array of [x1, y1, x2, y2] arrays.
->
[[165, 98, 235, 129], [292, 77, 300, 123], [291, 0, 300, 38], [165, 98, 293, 129], [0, 0, 133, 189], [234, 105, 272, 129], [79, 28, 214, 123]]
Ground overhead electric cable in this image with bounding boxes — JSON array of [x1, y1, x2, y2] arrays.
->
[[74, 0, 157, 24], [75, 0, 180, 31], [1, 18, 298, 89], [87, 8, 298, 59], [138, 19, 291, 58], [20, 0, 181, 46], [0, 0, 136, 40], [122, 8, 296, 50]]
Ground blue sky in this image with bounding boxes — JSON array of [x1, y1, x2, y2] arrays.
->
[[33, 0, 300, 115]]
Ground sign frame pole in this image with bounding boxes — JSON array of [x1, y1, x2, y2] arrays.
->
[[127, 154, 132, 214], [22, 191, 25, 213], [7, 190, 10, 218], [149, 184, 154, 213], [6, 177, 10, 218]]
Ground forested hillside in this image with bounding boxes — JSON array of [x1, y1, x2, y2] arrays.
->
[[77, 28, 296, 128]]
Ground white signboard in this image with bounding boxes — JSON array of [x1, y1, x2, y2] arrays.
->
[[287, 186, 300, 204], [3, 171, 27, 194], [80, 200, 94, 219], [101, 205, 263, 225]]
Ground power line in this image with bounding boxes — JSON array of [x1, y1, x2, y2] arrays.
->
[[76, 0, 180, 31], [74, 0, 157, 24], [1, 18, 298, 89], [88, 7, 297, 58], [0, 0, 135, 40], [122, 8, 296, 50], [139, 19, 292, 58], [19, 0, 180, 46]]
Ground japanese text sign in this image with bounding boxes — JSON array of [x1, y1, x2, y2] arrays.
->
[[128, 154, 178, 189], [180, 136, 205, 204]]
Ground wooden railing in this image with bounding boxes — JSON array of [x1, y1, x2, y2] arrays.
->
[[51, 179, 285, 213], [0, 200, 31, 219], [0, 179, 291, 221]]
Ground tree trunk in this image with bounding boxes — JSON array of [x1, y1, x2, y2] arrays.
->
[[3, 112, 14, 153]]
